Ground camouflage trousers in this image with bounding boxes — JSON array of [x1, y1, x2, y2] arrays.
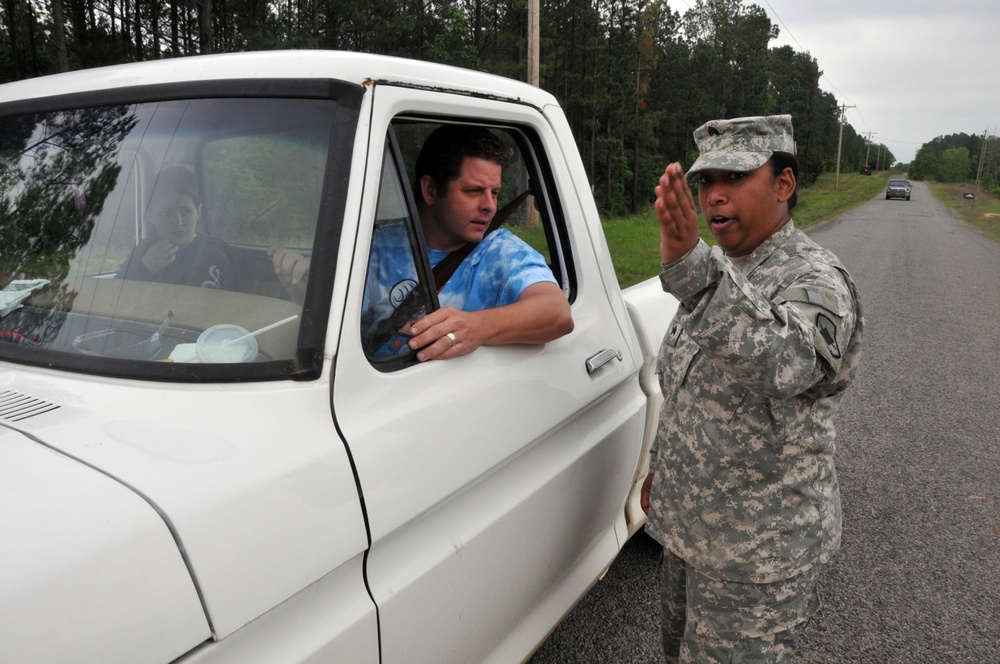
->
[[660, 550, 820, 663]]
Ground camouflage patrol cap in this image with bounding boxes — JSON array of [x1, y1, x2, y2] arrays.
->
[[686, 115, 795, 178]]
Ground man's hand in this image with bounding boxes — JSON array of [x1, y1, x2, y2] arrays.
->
[[407, 306, 483, 362], [141, 239, 180, 273], [407, 282, 573, 362], [654, 162, 700, 265], [268, 246, 310, 301]]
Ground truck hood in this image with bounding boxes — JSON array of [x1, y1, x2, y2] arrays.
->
[[0, 368, 369, 641], [0, 425, 211, 664]]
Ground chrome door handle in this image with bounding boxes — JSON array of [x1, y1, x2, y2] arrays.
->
[[585, 348, 622, 374]]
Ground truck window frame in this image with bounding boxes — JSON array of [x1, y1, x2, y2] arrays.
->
[[362, 116, 577, 371]]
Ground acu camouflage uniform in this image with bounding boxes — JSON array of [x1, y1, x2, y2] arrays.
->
[[646, 115, 864, 661], [647, 222, 864, 582]]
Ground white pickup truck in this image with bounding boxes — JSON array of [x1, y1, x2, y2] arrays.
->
[[0, 51, 675, 663]]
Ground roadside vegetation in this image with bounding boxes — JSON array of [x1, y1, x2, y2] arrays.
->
[[593, 170, 1000, 290], [596, 169, 891, 288], [897, 128, 1000, 242], [909, 133, 1000, 192], [926, 182, 1000, 243]]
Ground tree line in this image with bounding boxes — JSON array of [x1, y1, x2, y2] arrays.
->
[[910, 132, 1000, 193], [2, 0, 900, 214]]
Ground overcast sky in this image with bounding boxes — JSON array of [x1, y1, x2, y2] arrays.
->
[[672, 0, 1000, 163]]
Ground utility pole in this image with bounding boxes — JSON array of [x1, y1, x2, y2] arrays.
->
[[528, 0, 539, 88], [864, 131, 874, 168], [975, 129, 988, 191], [834, 103, 855, 190], [973, 128, 988, 210], [527, 0, 541, 224]]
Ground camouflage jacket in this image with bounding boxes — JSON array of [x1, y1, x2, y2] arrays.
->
[[646, 220, 864, 584]]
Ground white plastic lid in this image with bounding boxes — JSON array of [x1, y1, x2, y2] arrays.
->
[[196, 324, 258, 363]]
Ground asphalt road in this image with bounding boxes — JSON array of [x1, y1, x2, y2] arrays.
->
[[531, 181, 1000, 663]]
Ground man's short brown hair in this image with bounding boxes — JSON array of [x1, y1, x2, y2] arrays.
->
[[413, 125, 510, 204]]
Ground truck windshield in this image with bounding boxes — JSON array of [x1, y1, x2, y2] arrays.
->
[[0, 94, 353, 380]]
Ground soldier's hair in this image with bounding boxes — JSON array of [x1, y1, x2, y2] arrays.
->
[[414, 125, 511, 205], [769, 152, 798, 211]]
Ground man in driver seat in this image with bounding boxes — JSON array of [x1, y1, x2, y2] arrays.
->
[[270, 125, 574, 361]]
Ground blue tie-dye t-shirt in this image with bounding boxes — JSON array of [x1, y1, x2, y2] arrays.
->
[[362, 222, 557, 357]]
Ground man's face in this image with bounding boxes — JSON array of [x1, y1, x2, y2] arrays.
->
[[420, 157, 502, 252], [694, 163, 794, 257]]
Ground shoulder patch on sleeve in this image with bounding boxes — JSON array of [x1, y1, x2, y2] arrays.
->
[[816, 312, 842, 359], [778, 284, 851, 373]]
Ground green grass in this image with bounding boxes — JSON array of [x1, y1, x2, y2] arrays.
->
[[926, 181, 1000, 242], [792, 170, 890, 228], [599, 169, 893, 288], [471, 170, 1000, 290]]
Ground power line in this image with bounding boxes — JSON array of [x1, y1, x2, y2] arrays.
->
[[870, 136, 924, 145], [761, 1, 918, 158], [666, 0, 927, 162], [673, 0, 911, 154], [845, 107, 871, 136], [760, 0, 853, 104]]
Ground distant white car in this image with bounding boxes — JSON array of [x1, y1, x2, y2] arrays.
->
[[0, 51, 674, 663]]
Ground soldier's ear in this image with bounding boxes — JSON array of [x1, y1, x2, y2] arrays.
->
[[774, 167, 796, 204]]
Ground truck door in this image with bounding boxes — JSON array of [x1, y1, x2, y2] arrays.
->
[[332, 86, 648, 662]]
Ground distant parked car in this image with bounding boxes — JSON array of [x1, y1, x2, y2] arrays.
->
[[886, 179, 912, 201], [860, 165, 872, 175]]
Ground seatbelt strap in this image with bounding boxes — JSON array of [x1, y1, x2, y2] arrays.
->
[[369, 188, 531, 348], [431, 188, 531, 291]]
